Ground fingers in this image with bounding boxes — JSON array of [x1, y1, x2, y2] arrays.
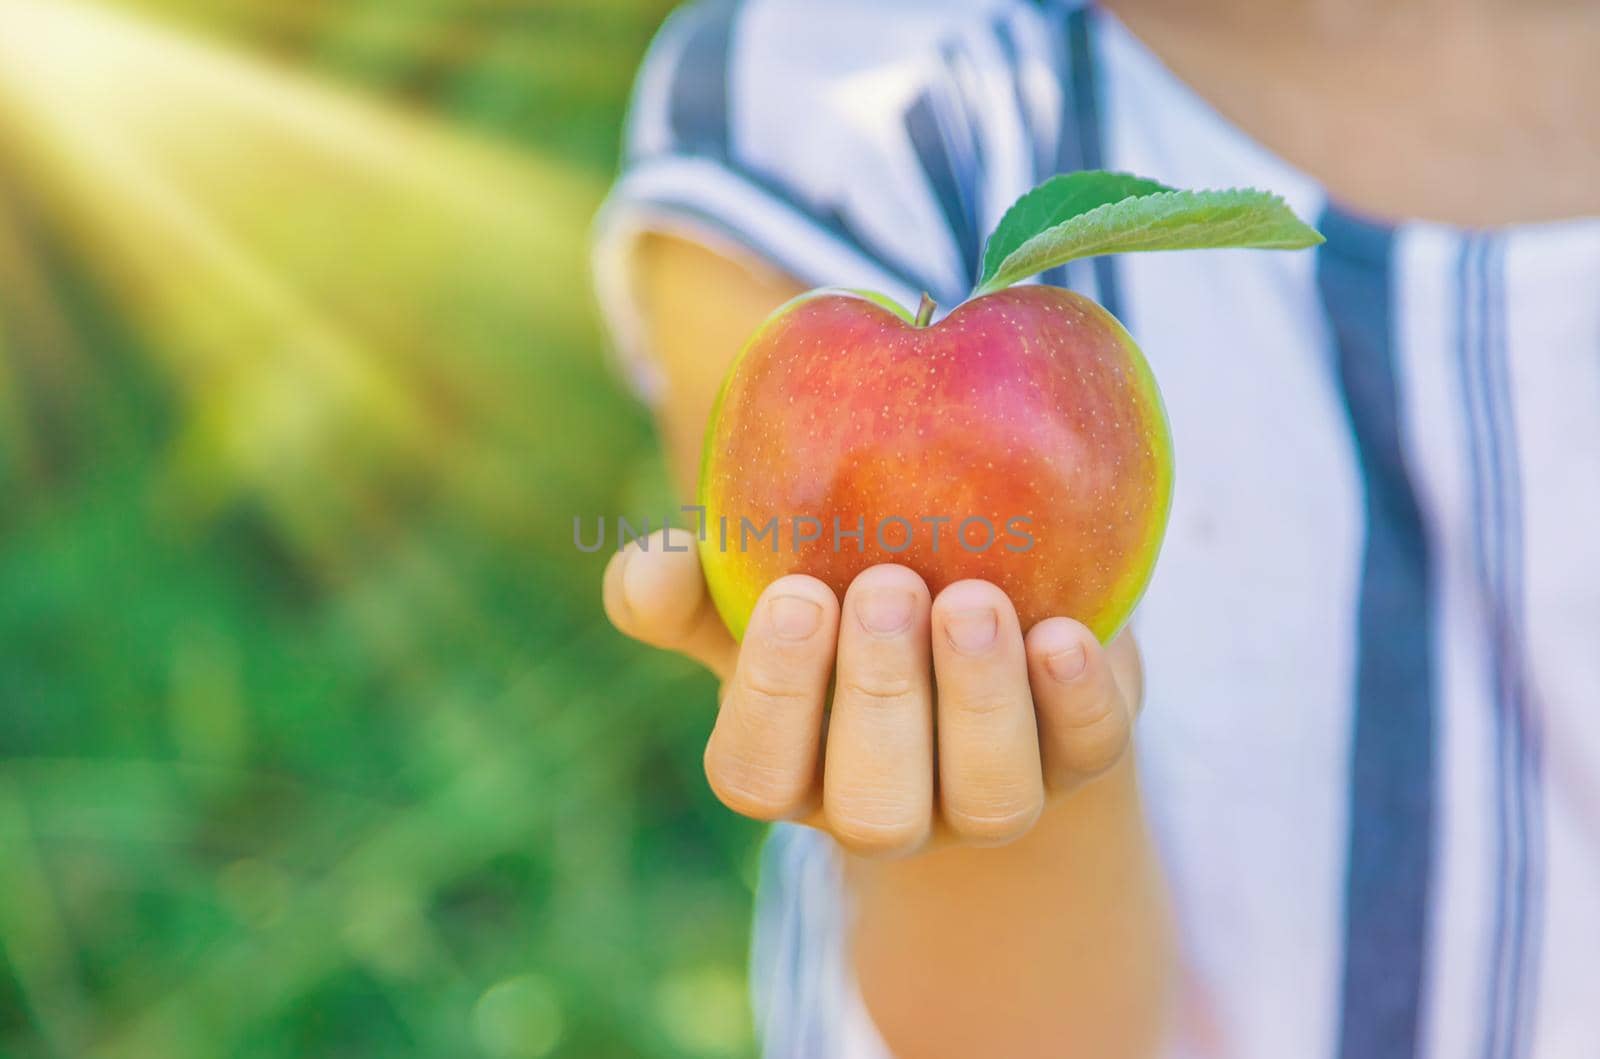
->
[[603, 528, 738, 679], [1025, 620, 1135, 791], [703, 575, 840, 821], [606, 531, 1137, 847], [930, 581, 1045, 844], [824, 565, 935, 857]]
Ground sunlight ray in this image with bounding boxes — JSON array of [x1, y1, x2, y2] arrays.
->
[[0, 0, 616, 548]]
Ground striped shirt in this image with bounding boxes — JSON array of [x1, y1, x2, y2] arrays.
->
[[592, 2, 1600, 1056]]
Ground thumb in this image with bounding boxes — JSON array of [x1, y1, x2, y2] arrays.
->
[[603, 528, 738, 680]]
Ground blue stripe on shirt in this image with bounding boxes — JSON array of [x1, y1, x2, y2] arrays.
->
[[904, 87, 983, 297], [1035, 3, 1123, 321], [667, 0, 738, 158], [1319, 206, 1437, 1059], [1064, 6, 1124, 323], [1459, 234, 1545, 1059]]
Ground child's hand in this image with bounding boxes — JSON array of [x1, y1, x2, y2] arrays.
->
[[604, 529, 1142, 858]]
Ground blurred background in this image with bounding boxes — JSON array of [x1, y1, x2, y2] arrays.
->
[[0, 0, 761, 1056]]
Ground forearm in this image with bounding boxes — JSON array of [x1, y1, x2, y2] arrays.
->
[[633, 232, 805, 496], [846, 756, 1174, 1059]]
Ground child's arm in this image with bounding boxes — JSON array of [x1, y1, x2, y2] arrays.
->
[[610, 233, 1175, 1059]]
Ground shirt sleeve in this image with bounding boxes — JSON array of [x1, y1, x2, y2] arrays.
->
[[749, 824, 893, 1059], [591, 0, 1051, 402]]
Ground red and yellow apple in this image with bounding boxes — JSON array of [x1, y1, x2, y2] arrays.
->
[[697, 285, 1173, 642]]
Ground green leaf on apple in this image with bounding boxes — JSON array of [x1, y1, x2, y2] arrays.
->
[[972, 171, 1325, 297]]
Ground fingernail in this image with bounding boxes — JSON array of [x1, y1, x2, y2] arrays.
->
[[1046, 644, 1087, 682], [945, 608, 997, 654], [769, 596, 822, 640], [857, 588, 915, 635]]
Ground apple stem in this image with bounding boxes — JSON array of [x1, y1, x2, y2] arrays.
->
[[914, 292, 937, 327]]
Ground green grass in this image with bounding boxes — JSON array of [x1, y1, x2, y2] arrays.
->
[[0, 1, 766, 1055]]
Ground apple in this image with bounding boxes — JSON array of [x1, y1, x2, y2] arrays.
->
[[697, 285, 1172, 642], [690, 171, 1322, 642]]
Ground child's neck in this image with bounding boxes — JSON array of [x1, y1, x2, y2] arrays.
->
[[1106, 0, 1600, 226]]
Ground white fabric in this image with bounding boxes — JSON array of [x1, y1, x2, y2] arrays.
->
[[1106, 26, 1356, 1058]]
